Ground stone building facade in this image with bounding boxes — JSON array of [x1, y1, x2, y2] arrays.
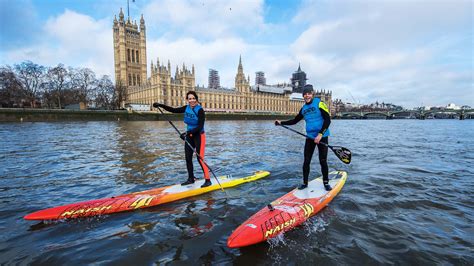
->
[[114, 11, 332, 114]]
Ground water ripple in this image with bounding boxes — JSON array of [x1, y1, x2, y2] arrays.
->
[[0, 120, 473, 264]]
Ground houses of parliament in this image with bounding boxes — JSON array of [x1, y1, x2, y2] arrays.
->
[[113, 9, 332, 115]]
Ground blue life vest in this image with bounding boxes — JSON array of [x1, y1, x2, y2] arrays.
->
[[184, 104, 204, 133], [301, 98, 330, 138]]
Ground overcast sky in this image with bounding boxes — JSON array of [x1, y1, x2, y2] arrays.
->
[[0, 0, 472, 108]]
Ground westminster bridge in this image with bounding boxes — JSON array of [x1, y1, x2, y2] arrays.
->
[[335, 109, 474, 120]]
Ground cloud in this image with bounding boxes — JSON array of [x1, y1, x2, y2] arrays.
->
[[3, 9, 113, 77], [287, 0, 473, 107], [143, 0, 264, 39]]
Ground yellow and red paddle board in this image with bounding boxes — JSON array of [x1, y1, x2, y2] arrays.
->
[[24, 171, 270, 220]]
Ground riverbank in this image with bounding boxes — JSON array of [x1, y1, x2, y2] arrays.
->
[[0, 108, 294, 122]]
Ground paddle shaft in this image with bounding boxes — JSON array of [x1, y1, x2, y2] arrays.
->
[[278, 124, 352, 164], [279, 124, 331, 148], [156, 106, 227, 193]]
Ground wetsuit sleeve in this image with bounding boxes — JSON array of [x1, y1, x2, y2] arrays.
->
[[187, 108, 205, 135], [281, 108, 303, 125], [158, 104, 186, 113], [318, 101, 331, 135]]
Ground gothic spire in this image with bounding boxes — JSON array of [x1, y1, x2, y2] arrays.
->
[[119, 8, 124, 21], [238, 55, 243, 73]]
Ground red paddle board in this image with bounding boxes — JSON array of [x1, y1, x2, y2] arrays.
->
[[227, 171, 347, 248]]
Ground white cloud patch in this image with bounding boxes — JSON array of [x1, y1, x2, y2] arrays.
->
[[287, 0, 473, 107], [351, 52, 406, 72], [4, 9, 113, 77], [143, 0, 264, 39]]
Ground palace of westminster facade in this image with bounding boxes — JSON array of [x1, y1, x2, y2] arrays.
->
[[113, 10, 332, 114]]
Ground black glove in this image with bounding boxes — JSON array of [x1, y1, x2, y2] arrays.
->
[[274, 120, 281, 126], [180, 132, 186, 140]]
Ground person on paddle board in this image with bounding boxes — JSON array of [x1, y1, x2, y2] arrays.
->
[[153, 91, 212, 188], [275, 84, 332, 191]]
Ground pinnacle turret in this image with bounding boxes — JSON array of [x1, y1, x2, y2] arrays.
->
[[119, 8, 124, 22], [237, 55, 243, 74]]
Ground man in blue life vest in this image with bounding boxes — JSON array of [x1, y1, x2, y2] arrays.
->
[[275, 84, 332, 191]]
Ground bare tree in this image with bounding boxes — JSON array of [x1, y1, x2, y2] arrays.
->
[[45, 64, 69, 108], [70, 67, 96, 106], [113, 79, 128, 109], [0, 66, 23, 107], [14, 61, 45, 107], [94, 75, 115, 109]]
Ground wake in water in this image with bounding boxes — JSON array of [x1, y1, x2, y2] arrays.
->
[[304, 215, 329, 237]]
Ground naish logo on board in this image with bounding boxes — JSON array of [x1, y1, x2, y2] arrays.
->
[[299, 203, 314, 218], [130, 196, 156, 209], [264, 218, 296, 238], [61, 205, 113, 217]]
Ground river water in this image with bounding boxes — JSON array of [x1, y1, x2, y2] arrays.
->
[[0, 120, 473, 265]]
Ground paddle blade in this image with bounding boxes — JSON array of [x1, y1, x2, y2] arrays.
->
[[331, 146, 352, 164]]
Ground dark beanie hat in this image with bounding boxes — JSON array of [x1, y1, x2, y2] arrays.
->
[[302, 84, 314, 95]]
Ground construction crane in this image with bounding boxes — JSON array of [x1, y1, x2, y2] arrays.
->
[[347, 90, 360, 105]]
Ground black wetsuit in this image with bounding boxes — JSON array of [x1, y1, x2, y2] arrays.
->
[[281, 100, 331, 185]]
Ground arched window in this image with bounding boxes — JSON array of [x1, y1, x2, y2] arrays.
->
[[127, 49, 131, 62], [128, 74, 132, 85], [136, 50, 139, 63], [132, 50, 135, 62]]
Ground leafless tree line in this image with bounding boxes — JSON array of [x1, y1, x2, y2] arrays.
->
[[0, 61, 127, 109]]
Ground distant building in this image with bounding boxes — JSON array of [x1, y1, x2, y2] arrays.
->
[[115, 11, 332, 115], [255, 71, 266, 85], [446, 103, 461, 110], [126, 103, 151, 111], [208, 69, 220, 89], [291, 64, 307, 93], [113, 9, 147, 87]]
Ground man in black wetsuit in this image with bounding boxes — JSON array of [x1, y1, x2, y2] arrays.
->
[[275, 84, 332, 191]]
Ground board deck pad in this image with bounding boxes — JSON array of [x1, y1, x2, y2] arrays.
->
[[227, 171, 347, 248], [24, 171, 270, 220]]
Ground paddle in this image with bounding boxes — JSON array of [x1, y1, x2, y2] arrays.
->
[[156, 106, 228, 194], [278, 124, 352, 164]]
